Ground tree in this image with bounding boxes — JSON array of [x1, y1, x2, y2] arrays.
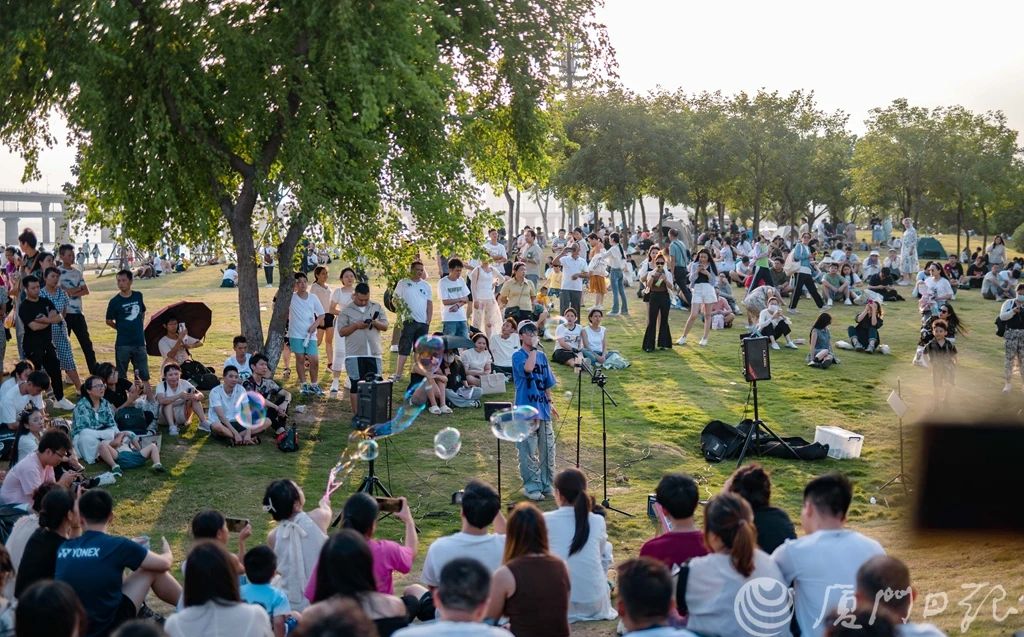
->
[[0, 0, 607, 364], [807, 114, 856, 226], [681, 92, 739, 229]]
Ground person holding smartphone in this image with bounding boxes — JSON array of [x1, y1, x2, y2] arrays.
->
[[999, 282, 1024, 393], [336, 282, 389, 414], [155, 363, 210, 436], [511, 321, 558, 501]]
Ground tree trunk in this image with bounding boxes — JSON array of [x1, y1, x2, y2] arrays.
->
[[716, 201, 725, 230], [955, 199, 963, 255], [264, 219, 305, 368], [504, 183, 515, 250], [514, 188, 521, 237], [657, 196, 665, 230], [223, 182, 264, 355], [534, 188, 550, 237], [638, 197, 647, 230], [559, 199, 566, 233], [980, 204, 988, 249], [629, 199, 636, 229], [752, 189, 762, 239]]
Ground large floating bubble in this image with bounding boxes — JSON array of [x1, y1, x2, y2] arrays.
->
[[434, 427, 462, 460], [235, 391, 267, 429], [490, 405, 541, 442], [370, 380, 428, 438], [356, 439, 379, 461]]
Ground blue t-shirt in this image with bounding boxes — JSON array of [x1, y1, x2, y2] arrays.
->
[[511, 349, 557, 421], [105, 292, 147, 347], [241, 582, 291, 618], [55, 530, 148, 637]]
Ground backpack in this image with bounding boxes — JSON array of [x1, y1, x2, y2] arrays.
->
[[276, 425, 299, 452], [996, 301, 1013, 337], [115, 407, 151, 434]]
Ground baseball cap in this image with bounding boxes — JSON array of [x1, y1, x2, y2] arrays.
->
[[870, 250, 879, 256], [518, 321, 538, 335]]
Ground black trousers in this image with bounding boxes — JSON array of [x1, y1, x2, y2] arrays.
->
[[643, 290, 673, 350], [673, 266, 692, 306], [749, 266, 773, 291], [64, 313, 97, 374], [762, 321, 791, 339], [264, 265, 274, 285], [789, 273, 824, 310], [26, 343, 63, 400]]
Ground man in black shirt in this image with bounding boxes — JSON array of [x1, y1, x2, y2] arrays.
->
[[18, 275, 71, 408]]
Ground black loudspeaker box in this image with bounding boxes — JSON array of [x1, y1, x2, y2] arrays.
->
[[742, 336, 771, 382], [484, 401, 512, 422], [356, 379, 393, 428]]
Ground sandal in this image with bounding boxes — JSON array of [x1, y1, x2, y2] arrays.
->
[[283, 368, 292, 379]]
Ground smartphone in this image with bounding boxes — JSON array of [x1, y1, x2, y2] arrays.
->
[[225, 517, 249, 533], [186, 387, 194, 394], [375, 497, 403, 513]]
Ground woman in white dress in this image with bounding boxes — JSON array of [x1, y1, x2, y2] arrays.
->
[[678, 248, 719, 347], [328, 268, 356, 396], [310, 266, 334, 368], [899, 218, 919, 285], [264, 479, 332, 612], [544, 468, 617, 623]]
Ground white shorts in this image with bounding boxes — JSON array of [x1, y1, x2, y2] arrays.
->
[[691, 282, 717, 305]]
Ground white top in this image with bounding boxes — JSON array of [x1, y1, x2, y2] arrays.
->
[[222, 268, 238, 284], [719, 245, 735, 271], [685, 550, 790, 637], [394, 279, 431, 323], [164, 601, 273, 637], [757, 307, 789, 330], [420, 532, 506, 587], [558, 256, 589, 292], [309, 282, 332, 314], [482, 240, 508, 262], [583, 325, 606, 354], [830, 249, 846, 262], [588, 249, 609, 277], [157, 378, 197, 401], [470, 267, 501, 300], [923, 276, 954, 300], [274, 512, 328, 611], [772, 529, 886, 637], [209, 384, 247, 422], [18, 433, 39, 460], [222, 354, 252, 381], [489, 332, 520, 367], [460, 348, 492, 373], [438, 275, 470, 323], [158, 335, 202, 365], [287, 292, 325, 340], [544, 507, 618, 622], [394, 621, 509, 637], [605, 244, 627, 270], [0, 382, 44, 424], [554, 323, 582, 351]]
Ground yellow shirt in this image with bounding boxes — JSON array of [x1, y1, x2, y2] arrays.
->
[[546, 268, 563, 290], [499, 278, 536, 309]]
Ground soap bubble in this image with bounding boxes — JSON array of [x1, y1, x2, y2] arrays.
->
[[490, 405, 541, 442], [235, 391, 267, 429], [564, 391, 573, 400], [433, 427, 462, 460], [370, 380, 429, 438], [356, 439, 379, 461], [414, 335, 445, 365]]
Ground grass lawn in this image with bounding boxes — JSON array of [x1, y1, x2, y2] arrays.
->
[[29, 242, 1024, 636]]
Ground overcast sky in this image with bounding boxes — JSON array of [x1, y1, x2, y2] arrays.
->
[[2, 0, 1023, 192]]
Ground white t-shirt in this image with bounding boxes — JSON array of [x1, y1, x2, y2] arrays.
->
[[394, 279, 432, 323], [222, 354, 252, 381], [261, 246, 276, 267], [470, 267, 500, 300], [489, 332, 520, 368], [420, 532, 506, 587], [583, 325, 606, 354], [394, 621, 508, 637], [330, 287, 354, 314], [0, 383, 44, 424], [287, 292, 325, 340], [156, 378, 197, 401], [555, 323, 582, 351], [924, 276, 954, 300], [772, 529, 886, 637], [209, 384, 247, 423], [438, 276, 470, 323], [558, 256, 589, 292], [460, 348, 492, 373], [685, 550, 788, 637], [482, 241, 507, 262], [544, 507, 616, 622], [158, 335, 202, 365], [222, 268, 238, 284]]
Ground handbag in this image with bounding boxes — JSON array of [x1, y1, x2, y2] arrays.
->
[[783, 250, 800, 277], [479, 373, 507, 395]]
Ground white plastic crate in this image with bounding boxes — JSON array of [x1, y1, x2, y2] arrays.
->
[[815, 425, 864, 460]]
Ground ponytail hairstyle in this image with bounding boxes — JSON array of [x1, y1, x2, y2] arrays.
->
[[704, 493, 758, 578], [554, 468, 591, 557], [38, 486, 75, 531]]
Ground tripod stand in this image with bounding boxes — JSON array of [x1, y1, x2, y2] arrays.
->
[[879, 380, 911, 495], [735, 379, 799, 467], [580, 361, 632, 517]]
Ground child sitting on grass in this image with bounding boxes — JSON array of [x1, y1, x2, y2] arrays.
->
[[241, 545, 298, 637]]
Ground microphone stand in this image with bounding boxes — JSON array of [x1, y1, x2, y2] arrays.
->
[[579, 360, 632, 517]]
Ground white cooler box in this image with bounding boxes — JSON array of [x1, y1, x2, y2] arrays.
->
[[815, 426, 864, 460]]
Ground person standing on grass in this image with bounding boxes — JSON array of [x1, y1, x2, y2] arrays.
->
[[58, 244, 98, 374], [392, 262, 433, 383], [19, 275, 73, 410], [438, 259, 470, 338], [105, 269, 149, 384], [41, 267, 83, 394], [261, 243, 277, 288], [521, 229, 544, 287], [309, 266, 335, 371], [789, 233, 825, 313], [511, 321, 558, 501], [288, 272, 325, 396], [554, 242, 588, 316], [337, 282, 389, 415]]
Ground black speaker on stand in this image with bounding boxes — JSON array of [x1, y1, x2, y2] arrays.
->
[[484, 402, 512, 501], [736, 336, 798, 467]]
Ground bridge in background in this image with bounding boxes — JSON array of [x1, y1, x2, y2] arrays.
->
[[0, 190, 113, 247]]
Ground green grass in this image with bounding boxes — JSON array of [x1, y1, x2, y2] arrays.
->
[[35, 255, 1024, 635]]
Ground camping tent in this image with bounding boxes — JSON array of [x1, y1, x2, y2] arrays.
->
[[917, 236, 947, 259]]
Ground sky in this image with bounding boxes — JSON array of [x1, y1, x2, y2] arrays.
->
[[2, 0, 1023, 195]]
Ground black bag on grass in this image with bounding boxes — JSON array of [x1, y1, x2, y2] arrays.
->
[[276, 425, 299, 452]]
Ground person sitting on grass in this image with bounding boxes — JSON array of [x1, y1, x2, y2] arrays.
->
[[243, 354, 293, 436], [552, 307, 584, 368], [725, 463, 796, 553], [165, 542, 272, 637], [223, 335, 253, 382], [854, 556, 949, 637], [822, 262, 852, 306], [340, 493, 418, 596], [14, 484, 78, 598], [847, 300, 884, 353], [460, 334, 493, 387], [264, 479, 331, 612], [409, 337, 450, 415], [0, 369, 48, 432], [188, 509, 250, 580], [640, 473, 707, 570], [155, 363, 210, 437], [808, 312, 838, 368], [616, 558, 698, 637], [71, 375, 123, 472], [488, 317, 520, 379], [241, 545, 297, 637], [209, 366, 270, 446], [756, 296, 798, 350], [741, 285, 778, 331], [56, 489, 183, 637], [708, 294, 736, 330], [220, 263, 239, 288], [581, 308, 609, 366], [98, 429, 166, 476], [394, 558, 508, 637], [15, 580, 88, 637], [157, 315, 204, 367], [0, 431, 77, 509], [771, 473, 886, 637]]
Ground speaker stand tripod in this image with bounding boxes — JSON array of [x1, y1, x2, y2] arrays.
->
[[879, 380, 911, 495], [736, 380, 800, 467]]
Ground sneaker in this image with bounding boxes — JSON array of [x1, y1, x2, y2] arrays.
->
[[788, 308, 799, 314], [198, 421, 212, 433], [53, 398, 75, 411], [152, 463, 166, 474], [771, 342, 781, 350], [168, 425, 179, 437], [1004, 383, 1012, 393], [97, 472, 117, 486], [440, 405, 454, 414], [300, 383, 312, 395], [329, 379, 339, 394], [844, 298, 852, 305], [390, 345, 399, 353], [607, 311, 619, 316], [526, 491, 545, 501], [786, 341, 799, 349], [311, 384, 325, 396], [111, 465, 123, 477], [698, 337, 708, 347], [676, 336, 687, 346], [429, 406, 442, 415], [826, 299, 833, 308]]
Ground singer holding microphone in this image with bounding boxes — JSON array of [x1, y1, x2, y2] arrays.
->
[[512, 321, 559, 501]]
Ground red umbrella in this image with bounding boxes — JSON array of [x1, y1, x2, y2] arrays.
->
[[145, 301, 213, 357]]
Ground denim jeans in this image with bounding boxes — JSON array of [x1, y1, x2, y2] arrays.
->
[[609, 268, 628, 314], [442, 321, 468, 338], [115, 345, 151, 381], [516, 420, 555, 495]]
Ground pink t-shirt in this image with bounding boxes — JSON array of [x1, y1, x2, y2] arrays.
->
[[0, 453, 53, 506], [370, 539, 414, 595], [302, 538, 414, 600]]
